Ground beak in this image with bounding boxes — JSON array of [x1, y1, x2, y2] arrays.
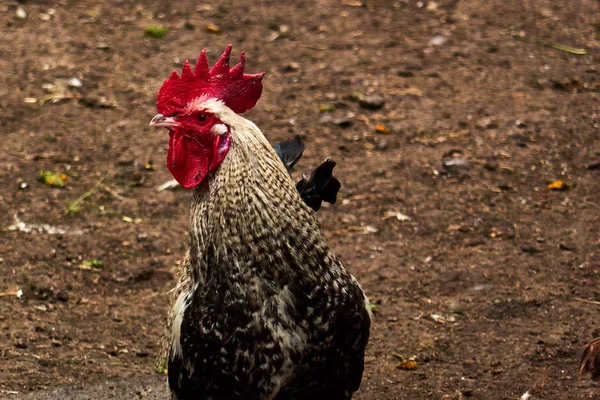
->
[[150, 114, 180, 129]]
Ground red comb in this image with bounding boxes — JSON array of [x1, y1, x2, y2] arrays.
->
[[156, 44, 264, 116]]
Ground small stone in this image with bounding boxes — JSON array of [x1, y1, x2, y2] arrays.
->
[[559, 242, 575, 251], [333, 117, 353, 128], [515, 119, 526, 128], [358, 95, 385, 110], [318, 114, 333, 124], [117, 157, 135, 166], [19, 182, 28, 189], [476, 117, 499, 129], [426, 1, 438, 11], [521, 244, 541, 254], [51, 339, 63, 347], [56, 290, 69, 302], [16, 7, 27, 19], [67, 77, 82, 88], [399, 87, 423, 97], [376, 139, 388, 151], [397, 70, 414, 78], [430, 35, 447, 46], [281, 62, 300, 72], [442, 157, 470, 171], [465, 239, 485, 247], [363, 226, 378, 234]]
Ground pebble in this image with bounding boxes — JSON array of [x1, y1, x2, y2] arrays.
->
[[521, 244, 541, 254], [333, 117, 353, 128], [358, 95, 385, 110], [442, 157, 470, 171], [476, 117, 499, 129], [376, 139, 388, 151], [430, 35, 447, 46], [16, 7, 27, 19], [67, 77, 82, 88], [397, 70, 414, 78], [281, 62, 300, 73], [56, 290, 69, 302], [318, 114, 333, 125]]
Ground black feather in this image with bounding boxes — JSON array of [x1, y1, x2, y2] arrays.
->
[[295, 159, 341, 211], [273, 135, 305, 172], [273, 137, 341, 212]]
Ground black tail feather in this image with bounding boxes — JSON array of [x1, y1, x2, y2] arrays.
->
[[296, 159, 341, 212], [273, 136, 341, 212], [273, 135, 305, 172]]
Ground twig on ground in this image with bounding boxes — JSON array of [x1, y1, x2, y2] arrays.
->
[[104, 185, 127, 200], [67, 172, 110, 213], [513, 35, 586, 55], [574, 297, 600, 306]]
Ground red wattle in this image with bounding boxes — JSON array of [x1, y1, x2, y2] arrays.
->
[[167, 132, 209, 189]]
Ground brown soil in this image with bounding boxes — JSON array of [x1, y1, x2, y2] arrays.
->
[[2, 0, 600, 399]]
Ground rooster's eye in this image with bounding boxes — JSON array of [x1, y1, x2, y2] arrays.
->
[[197, 114, 209, 125]]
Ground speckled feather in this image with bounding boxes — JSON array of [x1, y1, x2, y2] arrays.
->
[[155, 138, 343, 374], [160, 102, 370, 400]]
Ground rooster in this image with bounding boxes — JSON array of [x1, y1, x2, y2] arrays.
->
[[150, 45, 371, 400], [155, 135, 341, 373]]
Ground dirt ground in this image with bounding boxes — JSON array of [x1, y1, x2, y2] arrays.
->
[[2, 0, 600, 398]]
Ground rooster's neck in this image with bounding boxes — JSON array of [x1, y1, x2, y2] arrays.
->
[[187, 121, 321, 285]]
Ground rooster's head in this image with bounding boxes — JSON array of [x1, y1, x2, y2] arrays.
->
[[150, 45, 264, 188]]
